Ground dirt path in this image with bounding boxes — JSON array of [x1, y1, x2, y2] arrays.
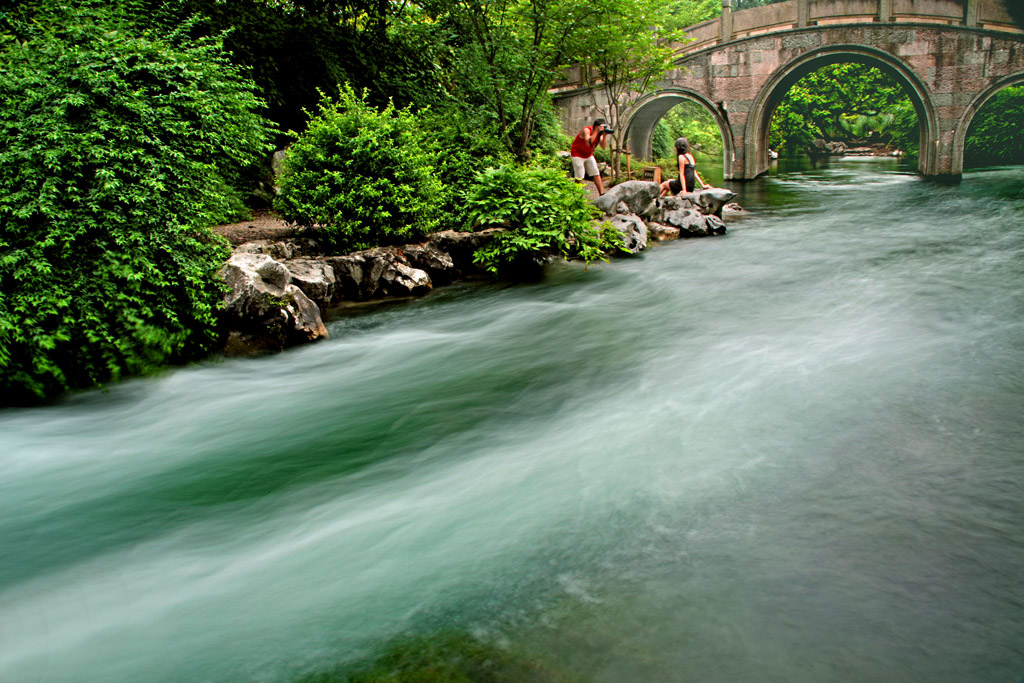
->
[[212, 211, 305, 247]]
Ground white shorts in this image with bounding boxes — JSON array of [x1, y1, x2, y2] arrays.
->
[[571, 155, 599, 179]]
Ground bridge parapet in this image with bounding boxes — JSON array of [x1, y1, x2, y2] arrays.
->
[[682, 0, 1020, 59], [551, 0, 1019, 93]]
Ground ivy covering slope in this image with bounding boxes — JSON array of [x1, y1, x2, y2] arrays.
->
[[0, 4, 274, 403]]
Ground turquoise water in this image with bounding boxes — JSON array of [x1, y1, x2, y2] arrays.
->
[[1, 158, 1023, 681]]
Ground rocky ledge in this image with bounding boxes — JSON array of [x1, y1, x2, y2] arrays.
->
[[217, 181, 740, 355]]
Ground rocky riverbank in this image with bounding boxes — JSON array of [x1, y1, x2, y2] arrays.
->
[[215, 181, 740, 356]]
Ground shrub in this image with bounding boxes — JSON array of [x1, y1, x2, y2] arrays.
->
[[465, 165, 618, 275], [274, 86, 445, 252], [0, 4, 275, 403], [419, 107, 513, 229]]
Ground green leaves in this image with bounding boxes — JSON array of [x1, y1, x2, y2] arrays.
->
[[465, 164, 609, 274], [964, 85, 1024, 168], [274, 85, 445, 252], [769, 63, 911, 154], [0, 3, 274, 403]]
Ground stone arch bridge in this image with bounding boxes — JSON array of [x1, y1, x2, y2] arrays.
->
[[552, 0, 1024, 181]]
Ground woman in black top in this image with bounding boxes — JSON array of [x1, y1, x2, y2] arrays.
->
[[659, 137, 706, 197]]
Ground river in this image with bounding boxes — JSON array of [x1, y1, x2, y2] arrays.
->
[[1, 158, 1022, 682]]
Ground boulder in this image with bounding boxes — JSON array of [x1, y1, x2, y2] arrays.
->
[[235, 238, 321, 260], [218, 253, 328, 353], [647, 222, 680, 242], [658, 195, 696, 212], [325, 248, 432, 300], [425, 229, 502, 273], [705, 214, 727, 235], [283, 257, 336, 308], [695, 187, 738, 218], [663, 208, 711, 237], [402, 242, 456, 283], [383, 262, 432, 296], [723, 202, 747, 217], [592, 181, 660, 219], [607, 213, 648, 253]]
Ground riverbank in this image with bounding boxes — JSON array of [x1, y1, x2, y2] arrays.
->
[[214, 182, 740, 357]]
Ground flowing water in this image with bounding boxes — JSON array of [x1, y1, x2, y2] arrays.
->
[[2, 158, 1023, 682]]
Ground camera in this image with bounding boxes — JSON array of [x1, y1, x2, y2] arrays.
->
[[601, 127, 615, 134]]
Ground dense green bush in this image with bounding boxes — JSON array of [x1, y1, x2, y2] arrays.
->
[[419, 108, 514, 228], [466, 165, 622, 275], [275, 86, 446, 252], [0, 5, 274, 403]]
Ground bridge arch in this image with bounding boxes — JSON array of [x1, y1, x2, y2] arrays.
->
[[952, 71, 1024, 176], [746, 44, 939, 179], [623, 88, 736, 179]]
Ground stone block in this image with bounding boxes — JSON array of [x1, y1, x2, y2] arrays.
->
[[895, 40, 931, 56], [781, 33, 821, 50], [990, 49, 1010, 65]]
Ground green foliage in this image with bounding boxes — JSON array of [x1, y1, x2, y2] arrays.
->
[[769, 63, 911, 155], [666, 0, 720, 29], [887, 99, 920, 159], [417, 107, 515, 228], [120, 0, 447, 138], [423, 0, 615, 161], [465, 165, 610, 275], [652, 101, 723, 159], [0, 3, 274, 403], [578, 0, 684, 176], [964, 85, 1024, 168], [275, 85, 445, 252]]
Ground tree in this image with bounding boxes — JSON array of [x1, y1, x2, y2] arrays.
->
[[420, 0, 604, 160], [578, 0, 684, 176], [769, 63, 910, 155], [0, 3, 274, 403]]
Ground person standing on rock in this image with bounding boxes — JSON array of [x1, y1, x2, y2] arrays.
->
[[660, 137, 707, 197], [570, 118, 611, 196]]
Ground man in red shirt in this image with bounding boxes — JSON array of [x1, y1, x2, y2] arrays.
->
[[570, 118, 610, 196]]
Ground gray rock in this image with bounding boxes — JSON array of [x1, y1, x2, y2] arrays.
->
[[383, 262, 432, 296], [608, 213, 648, 253], [662, 208, 705, 235], [325, 248, 432, 300], [695, 188, 738, 218], [283, 257, 336, 308], [705, 214, 727, 235], [271, 148, 288, 178], [235, 238, 322, 260], [426, 229, 502, 264], [285, 284, 329, 342], [592, 181, 660, 219], [254, 256, 290, 291], [324, 254, 366, 300], [217, 253, 329, 353], [809, 139, 847, 156], [402, 242, 456, 282], [658, 195, 696, 212]]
